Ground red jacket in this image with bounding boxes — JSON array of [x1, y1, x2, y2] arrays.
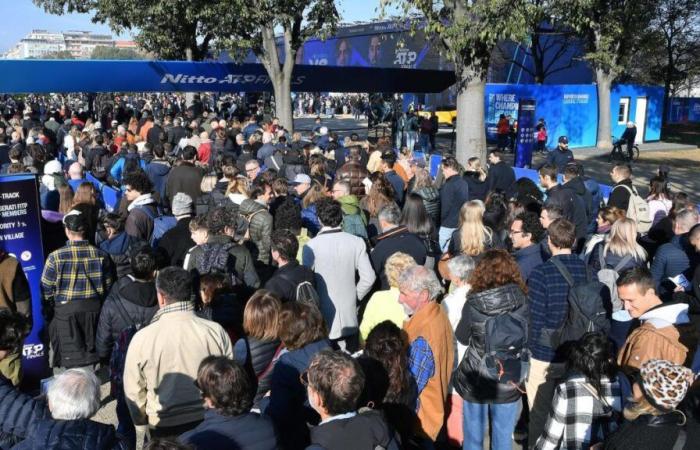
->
[[198, 141, 212, 165]]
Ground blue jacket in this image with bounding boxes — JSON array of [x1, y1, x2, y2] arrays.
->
[[439, 174, 469, 229], [651, 234, 696, 301], [301, 203, 321, 237], [264, 339, 331, 450], [514, 243, 544, 282], [384, 170, 405, 205], [527, 254, 588, 362], [0, 376, 50, 449], [179, 410, 277, 450], [109, 155, 147, 183], [12, 418, 127, 450], [145, 160, 170, 205]]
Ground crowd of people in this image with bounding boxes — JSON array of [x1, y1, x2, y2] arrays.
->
[[1, 96, 700, 450]]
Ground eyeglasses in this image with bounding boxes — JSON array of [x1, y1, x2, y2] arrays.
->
[[246, 167, 258, 173]]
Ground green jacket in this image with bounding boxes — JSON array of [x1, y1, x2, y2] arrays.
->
[[338, 195, 368, 239]]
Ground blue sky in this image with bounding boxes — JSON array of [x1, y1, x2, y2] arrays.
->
[[0, 0, 390, 53]]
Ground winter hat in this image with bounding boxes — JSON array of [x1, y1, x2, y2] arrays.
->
[[171, 192, 193, 216], [639, 359, 695, 412]]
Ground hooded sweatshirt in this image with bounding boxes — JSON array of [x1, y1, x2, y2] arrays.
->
[[618, 302, 697, 374]]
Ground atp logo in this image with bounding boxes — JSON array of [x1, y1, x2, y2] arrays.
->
[[22, 343, 44, 359]]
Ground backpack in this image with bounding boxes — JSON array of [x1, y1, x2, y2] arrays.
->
[[136, 206, 178, 247], [92, 148, 112, 180], [466, 302, 530, 385], [194, 241, 242, 287], [277, 272, 321, 307], [596, 250, 633, 313], [109, 297, 145, 396], [122, 152, 142, 176], [539, 258, 612, 352], [615, 184, 652, 234]]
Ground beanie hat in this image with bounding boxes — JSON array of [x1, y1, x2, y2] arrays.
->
[[171, 192, 193, 216], [639, 359, 695, 412]]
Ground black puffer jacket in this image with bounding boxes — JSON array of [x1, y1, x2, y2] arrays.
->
[[0, 376, 50, 449], [454, 283, 528, 404], [95, 276, 158, 360], [13, 418, 128, 450], [234, 337, 282, 404], [413, 186, 441, 228]]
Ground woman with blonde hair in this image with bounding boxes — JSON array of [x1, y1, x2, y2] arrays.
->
[[301, 182, 326, 235], [195, 173, 219, 216], [447, 200, 502, 260], [226, 175, 250, 206], [463, 157, 488, 201], [232, 289, 283, 404], [583, 206, 627, 261], [588, 217, 647, 274], [359, 252, 417, 341]]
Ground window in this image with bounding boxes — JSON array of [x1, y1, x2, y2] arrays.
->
[[618, 97, 630, 124]]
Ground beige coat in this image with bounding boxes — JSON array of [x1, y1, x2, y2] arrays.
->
[[124, 310, 233, 428]]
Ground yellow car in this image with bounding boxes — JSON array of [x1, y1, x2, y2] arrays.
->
[[417, 105, 457, 126]]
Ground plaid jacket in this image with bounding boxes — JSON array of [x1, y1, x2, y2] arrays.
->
[[528, 254, 588, 362], [41, 240, 115, 304], [535, 375, 622, 450]]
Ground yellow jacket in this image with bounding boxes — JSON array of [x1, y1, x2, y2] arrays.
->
[[359, 287, 405, 342]]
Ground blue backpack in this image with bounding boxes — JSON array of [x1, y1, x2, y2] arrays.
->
[[136, 205, 177, 247]]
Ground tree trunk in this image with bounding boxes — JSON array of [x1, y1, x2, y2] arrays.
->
[[595, 69, 614, 149], [185, 47, 194, 107], [455, 69, 487, 165], [272, 77, 294, 133]]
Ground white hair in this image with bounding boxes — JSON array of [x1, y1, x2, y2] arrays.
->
[[398, 265, 443, 300], [48, 368, 101, 420], [446, 254, 475, 283]]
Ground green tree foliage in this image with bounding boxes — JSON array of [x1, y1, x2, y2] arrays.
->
[[33, 0, 339, 131], [553, 0, 659, 148], [90, 45, 144, 60], [29, 50, 75, 59], [385, 0, 531, 163]]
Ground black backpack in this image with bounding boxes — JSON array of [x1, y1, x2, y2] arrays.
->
[[194, 242, 242, 287], [466, 302, 530, 385], [538, 258, 612, 352], [92, 148, 112, 180], [277, 272, 320, 307]]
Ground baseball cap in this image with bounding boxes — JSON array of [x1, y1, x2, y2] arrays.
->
[[558, 136, 569, 145], [62, 210, 87, 232], [289, 174, 312, 185]]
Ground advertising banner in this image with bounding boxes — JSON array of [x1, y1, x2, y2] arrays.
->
[[0, 60, 455, 94], [0, 174, 50, 388], [515, 99, 536, 168]]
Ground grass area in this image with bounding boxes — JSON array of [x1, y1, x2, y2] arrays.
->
[[662, 123, 700, 147]]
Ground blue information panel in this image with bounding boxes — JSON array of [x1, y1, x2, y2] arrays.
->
[[515, 99, 536, 168], [0, 174, 50, 388]]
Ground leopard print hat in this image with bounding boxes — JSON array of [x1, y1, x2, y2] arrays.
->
[[639, 359, 696, 411]]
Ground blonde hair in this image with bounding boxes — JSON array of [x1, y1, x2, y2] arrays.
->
[[467, 157, 487, 182], [385, 252, 417, 288], [200, 174, 218, 193], [226, 177, 249, 196], [412, 168, 433, 190], [604, 218, 647, 261], [458, 200, 492, 256], [302, 182, 326, 209]]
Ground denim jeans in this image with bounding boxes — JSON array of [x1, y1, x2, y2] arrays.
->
[[439, 226, 456, 253], [419, 133, 430, 152], [406, 131, 417, 151], [116, 394, 136, 449], [462, 399, 520, 450]]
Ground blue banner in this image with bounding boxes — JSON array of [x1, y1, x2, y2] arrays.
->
[[0, 60, 455, 94], [515, 99, 536, 168], [0, 174, 50, 388]]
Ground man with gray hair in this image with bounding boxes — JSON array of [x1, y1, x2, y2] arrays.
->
[[651, 207, 700, 300], [370, 204, 427, 289], [398, 265, 454, 442], [15, 368, 128, 449]]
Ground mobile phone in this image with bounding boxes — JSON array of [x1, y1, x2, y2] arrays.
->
[[669, 274, 692, 291]]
